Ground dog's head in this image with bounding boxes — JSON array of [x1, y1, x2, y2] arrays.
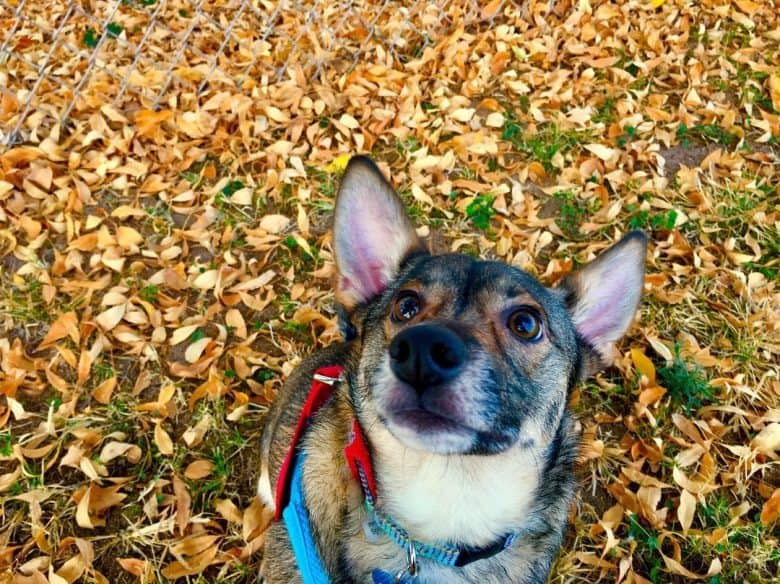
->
[[334, 157, 646, 456]]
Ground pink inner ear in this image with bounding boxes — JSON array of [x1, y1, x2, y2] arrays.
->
[[334, 158, 421, 305], [340, 260, 386, 300], [576, 295, 623, 347], [568, 239, 646, 356]]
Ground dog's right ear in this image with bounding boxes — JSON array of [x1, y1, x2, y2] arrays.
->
[[333, 156, 424, 310]]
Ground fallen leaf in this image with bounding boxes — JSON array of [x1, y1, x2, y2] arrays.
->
[[631, 348, 656, 385], [678, 489, 696, 534], [184, 459, 215, 479], [154, 422, 174, 456], [96, 304, 126, 331], [325, 154, 351, 173], [760, 488, 780, 525], [38, 312, 79, 348]]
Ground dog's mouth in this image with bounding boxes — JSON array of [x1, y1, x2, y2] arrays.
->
[[390, 405, 470, 434], [379, 392, 518, 455], [375, 374, 499, 453]]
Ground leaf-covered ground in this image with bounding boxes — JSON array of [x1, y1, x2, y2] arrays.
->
[[1, 0, 778, 582]]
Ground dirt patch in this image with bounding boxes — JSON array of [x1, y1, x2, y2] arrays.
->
[[657, 142, 721, 176]]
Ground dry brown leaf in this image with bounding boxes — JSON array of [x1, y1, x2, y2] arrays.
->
[[185, 337, 212, 363], [173, 473, 191, 535], [116, 226, 143, 248], [215, 499, 243, 523], [160, 544, 219, 579], [117, 558, 150, 578], [38, 311, 79, 348], [760, 488, 780, 525], [678, 489, 696, 534], [184, 459, 215, 479], [92, 377, 117, 405], [243, 497, 271, 542], [95, 304, 126, 331], [154, 422, 174, 456], [182, 414, 212, 447]]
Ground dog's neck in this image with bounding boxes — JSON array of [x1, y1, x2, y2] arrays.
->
[[366, 421, 546, 548]]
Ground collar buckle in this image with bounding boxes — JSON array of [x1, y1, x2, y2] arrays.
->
[[312, 372, 343, 385]]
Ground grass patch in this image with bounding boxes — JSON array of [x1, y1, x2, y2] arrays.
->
[[628, 209, 678, 231], [658, 344, 716, 413], [465, 194, 495, 230], [677, 123, 739, 148], [552, 191, 588, 237], [502, 120, 590, 172]]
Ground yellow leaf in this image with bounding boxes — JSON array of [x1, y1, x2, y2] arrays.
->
[[154, 422, 174, 456], [184, 337, 211, 363], [193, 269, 219, 290], [760, 488, 780, 525], [171, 324, 200, 345], [650, 0, 665, 7], [259, 214, 290, 234], [93, 377, 117, 405], [225, 309, 247, 339], [735, 0, 759, 14], [215, 499, 243, 523], [38, 311, 80, 348], [117, 558, 150, 578], [243, 496, 271, 541], [678, 489, 697, 534], [76, 349, 92, 386], [161, 545, 218, 578], [751, 423, 780, 457], [95, 303, 126, 331], [769, 74, 780, 113], [182, 415, 212, 447], [76, 486, 94, 529], [184, 460, 215, 479], [116, 226, 143, 248], [134, 109, 173, 139], [325, 154, 351, 174], [584, 143, 617, 161], [451, 108, 476, 122], [631, 348, 656, 385], [481, 0, 502, 19]]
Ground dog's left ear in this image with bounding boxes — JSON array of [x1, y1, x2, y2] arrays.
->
[[559, 231, 648, 376], [333, 156, 425, 310]]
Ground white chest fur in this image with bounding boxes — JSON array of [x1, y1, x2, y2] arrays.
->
[[370, 424, 544, 547]]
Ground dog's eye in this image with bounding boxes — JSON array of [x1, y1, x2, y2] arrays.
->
[[508, 307, 543, 341], [392, 291, 421, 321]]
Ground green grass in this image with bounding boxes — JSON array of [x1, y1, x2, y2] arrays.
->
[[93, 360, 115, 381], [552, 190, 589, 237], [140, 284, 159, 303], [626, 513, 663, 584], [465, 194, 495, 230], [658, 344, 716, 414], [628, 209, 678, 231], [677, 123, 739, 148], [502, 120, 590, 172], [0, 432, 12, 457]]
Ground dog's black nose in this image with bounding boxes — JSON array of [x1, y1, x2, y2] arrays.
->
[[388, 325, 467, 392]]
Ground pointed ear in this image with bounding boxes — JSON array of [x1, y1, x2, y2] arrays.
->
[[333, 156, 424, 309], [559, 231, 648, 375]]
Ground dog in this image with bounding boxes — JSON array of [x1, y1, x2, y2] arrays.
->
[[257, 156, 647, 583]]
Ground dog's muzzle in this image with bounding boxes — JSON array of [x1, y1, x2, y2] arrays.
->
[[388, 324, 467, 392]]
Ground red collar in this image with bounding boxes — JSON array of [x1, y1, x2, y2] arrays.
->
[[274, 365, 376, 520]]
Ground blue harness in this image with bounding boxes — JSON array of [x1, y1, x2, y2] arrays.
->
[[283, 451, 330, 584]]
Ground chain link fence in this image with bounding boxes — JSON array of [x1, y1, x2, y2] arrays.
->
[[0, 0, 516, 146]]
